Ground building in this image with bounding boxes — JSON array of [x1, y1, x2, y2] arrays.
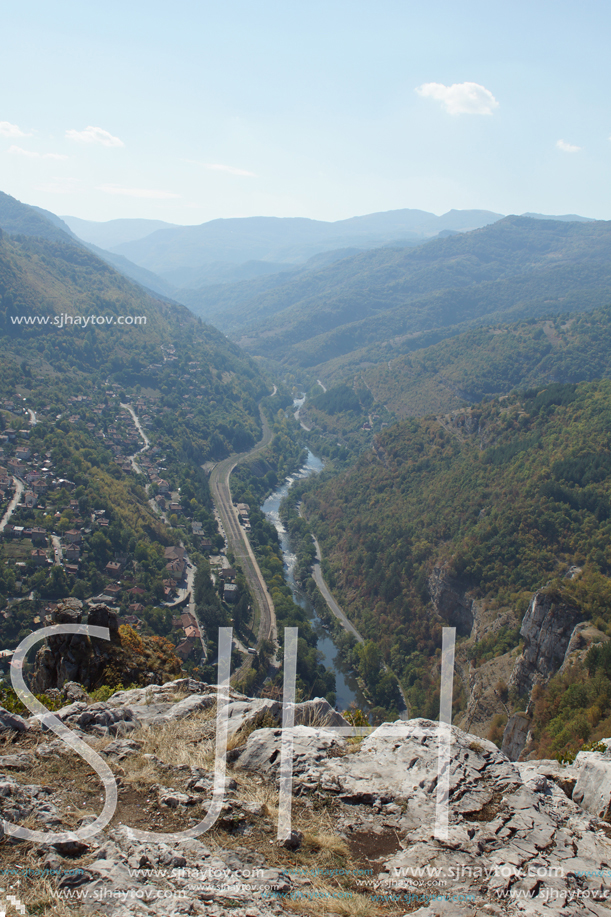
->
[[223, 583, 238, 603]]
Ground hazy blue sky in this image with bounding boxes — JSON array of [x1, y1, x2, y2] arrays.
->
[[2, 1, 609, 224]]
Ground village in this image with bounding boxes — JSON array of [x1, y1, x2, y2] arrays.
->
[[0, 385, 251, 669]]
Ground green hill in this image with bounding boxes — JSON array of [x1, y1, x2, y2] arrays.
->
[[301, 380, 611, 725], [193, 216, 611, 376], [0, 208, 270, 663], [361, 307, 611, 417]]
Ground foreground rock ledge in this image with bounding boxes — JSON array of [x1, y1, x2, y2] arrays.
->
[[1, 679, 611, 916]]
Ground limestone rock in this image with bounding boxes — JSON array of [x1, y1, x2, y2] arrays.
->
[[509, 588, 583, 700], [501, 711, 532, 761], [572, 750, 611, 819], [0, 706, 30, 733], [235, 725, 346, 774], [428, 565, 474, 636]]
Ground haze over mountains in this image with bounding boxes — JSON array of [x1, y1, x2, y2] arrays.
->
[[64, 208, 506, 287], [203, 216, 611, 379], [57, 204, 596, 315], [4, 190, 610, 391]]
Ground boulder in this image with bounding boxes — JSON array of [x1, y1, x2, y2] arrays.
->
[[0, 706, 30, 733], [304, 719, 521, 810], [235, 725, 346, 775], [60, 702, 138, 737], [225, 695, 350, 738], [572, 749, 611, 819]]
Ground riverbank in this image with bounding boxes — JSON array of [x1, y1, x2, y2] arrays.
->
[[261, 450, 370, 712]]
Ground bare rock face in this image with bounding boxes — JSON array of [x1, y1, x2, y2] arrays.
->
[[235, 725, 346, 775], [428, 565, 474, 636], [31, 601, 119, 693], [508, 588, 584, 700], [88, 604, 120, 634], [572, 747, 611, 819], [501, 712, 532, 762], [7, 676, 611, 916]]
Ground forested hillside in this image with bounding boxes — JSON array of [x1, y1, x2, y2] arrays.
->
[[202, 216, 611, 377], [361, 306, 611, 417], [302, 381, 611, 720], [0, 219, 269, 677]]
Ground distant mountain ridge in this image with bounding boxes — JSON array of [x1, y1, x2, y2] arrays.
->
[[60, 215, 177, 250], [105, 207, 506, 275], [203, 215, 611, 375], [0, 193, 177, 300], [56, 206, 594, 295]]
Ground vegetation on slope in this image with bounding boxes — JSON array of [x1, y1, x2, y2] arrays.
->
[[362, 308, 611, 418], [224, 216, 611, 374], [302, 381, 611, 715]]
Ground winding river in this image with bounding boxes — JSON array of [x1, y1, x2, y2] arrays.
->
[[261, 449, 369, 712]]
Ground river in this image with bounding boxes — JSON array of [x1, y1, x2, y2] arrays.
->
[[261, 448, 369, 713]]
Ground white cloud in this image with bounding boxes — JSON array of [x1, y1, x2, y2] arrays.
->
[[415, 81, 499, 115], [35, 177, 82, 194], [556, 139, 582, 153], [9, 145, 68, 160], [184, 158, 256, 177], [0, 121, 30, 137], [66, 126, 124, 147], [97, 184, 180, 199]]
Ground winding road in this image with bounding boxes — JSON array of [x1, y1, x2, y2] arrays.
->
[[311, 536, 364, 645], [121, 403, 207, 661], [209, 406, 278, 649], [121, 403, 150, 473]]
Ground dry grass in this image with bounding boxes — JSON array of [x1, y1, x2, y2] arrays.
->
[[283, 886, 390, 917], [20, 878, 89, 917], [126, 706, 218, 770], [0, 703, 405, 917], [302, 832, 350, 858]]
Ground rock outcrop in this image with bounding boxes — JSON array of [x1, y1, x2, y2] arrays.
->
[[501, 712, 532, 761], [31, 599, 118, 693], [2, 677, 611, 915], [508, 588, 584, 700], [30, 599, 181, 694], [428, 565, 474, 636]]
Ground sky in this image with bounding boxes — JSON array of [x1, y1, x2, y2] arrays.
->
[[1, 0, 610, 225]]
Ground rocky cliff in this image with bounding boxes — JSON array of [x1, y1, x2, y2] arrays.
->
[[428, 565, 475, 637], [30, 599, 182, 694], [508, 588, 584, 703]]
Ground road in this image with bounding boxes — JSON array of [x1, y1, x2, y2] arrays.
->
[[27, 409, 37, 425], [184, 561, 207, 662], [51, 535, 63, 565], [209, 406, 277, 650], [123, 404, 208, 662], [311, 536, 410, 716], [121, 403, 150, 473], [0, 478, 24, 532], [311, 537, 364, 644], [293, 395, 311, 432]]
